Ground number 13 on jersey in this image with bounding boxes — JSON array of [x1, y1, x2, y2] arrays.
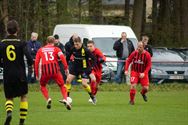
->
[[44, 51, 54, 61]]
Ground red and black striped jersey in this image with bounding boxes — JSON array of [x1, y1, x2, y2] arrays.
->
[[125, 50, 151, 74], [35, 44, 68, 77]]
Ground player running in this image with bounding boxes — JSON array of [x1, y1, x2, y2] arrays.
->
[[64, 36, 97, 104], [35, 36, 71, 110], [0, 20, 33, 125], [87, 40, 106, 103], [125, 42, 151, 105]]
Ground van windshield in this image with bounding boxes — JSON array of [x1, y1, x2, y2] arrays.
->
[[92, 37, 137, 57]]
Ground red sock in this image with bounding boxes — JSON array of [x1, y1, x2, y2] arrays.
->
[[90, 81, 96, 95], [60, 85, 67, 100], [40, 85, 49, 100], [141, 88, 148, 95], [94, 87, 98, 95], [130, 89, 136, 102]]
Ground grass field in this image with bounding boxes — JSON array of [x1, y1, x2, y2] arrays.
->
[[0, 83, 188, 125]]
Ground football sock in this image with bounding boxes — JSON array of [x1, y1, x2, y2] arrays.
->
[[5, 100, 13, 113], [90, 81, 96, 95], [40, 85, 49, 100], [19, 101, 28, 124], [85, 85, 92, 93], [60, 84, 68, 100], [130, 89, 136, 102], [4, 100, 13, 125], [141, 88, 148, 95], [65, 83, 72, 96]]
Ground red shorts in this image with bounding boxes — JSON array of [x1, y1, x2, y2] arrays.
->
[[130, 71, 149, 86], [40, 72, 64, 86], [92, 71, 102, 84]]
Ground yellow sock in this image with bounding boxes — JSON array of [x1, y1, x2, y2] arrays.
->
[[20, 101, 28, 121], [85, 85, 91, 93], [5, 100, 14, 113], [65, 83, 72, 92]]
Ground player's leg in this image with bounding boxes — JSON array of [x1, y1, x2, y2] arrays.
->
[[140, 74, 149, 102], [19, 95, 28, 125], [89, 72, 97, 96], [129, 71, 139, 105], [40, 76, 51, 109], [65, 74, 76, 97], [55, 72, 72, 110], [4, 98, 14, 125]]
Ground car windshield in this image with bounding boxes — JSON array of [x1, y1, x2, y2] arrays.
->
[[92, 37, 137, 57], [152, 49, 184, 62]]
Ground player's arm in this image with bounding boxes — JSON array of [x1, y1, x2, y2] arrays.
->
[[34, 50, 41, 79], [96, 49, 106, 63], [125, 51, 135, 74], [144, 53, 152, 74], [57, 48, 68, 74]]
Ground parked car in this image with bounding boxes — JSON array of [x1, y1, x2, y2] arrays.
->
[[151, 48, 188, 83]]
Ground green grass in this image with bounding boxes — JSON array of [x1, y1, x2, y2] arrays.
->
[[0, 84, 188, 125]]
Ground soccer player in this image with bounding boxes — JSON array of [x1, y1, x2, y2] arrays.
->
[[125, 42, 151, 105], [87, 40, 106, 103], [64, 36, 97, 104], [0, 20, 33, 125], [35, 36, 71, 110]]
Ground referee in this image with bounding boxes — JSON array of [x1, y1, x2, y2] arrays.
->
[[0, 20, 33, 125]]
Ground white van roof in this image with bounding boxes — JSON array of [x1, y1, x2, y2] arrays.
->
[[53, 24, 137, 39]]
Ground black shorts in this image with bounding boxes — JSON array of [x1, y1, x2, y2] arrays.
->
[[69, 66, 91, 79], [3, 80, 28, 98]]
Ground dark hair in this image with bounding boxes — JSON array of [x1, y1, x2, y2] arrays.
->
[[7, 20, 19, 34], [87, 40, 95, 44], [73, 36, 81, 43], [54, 34, 59, 39]]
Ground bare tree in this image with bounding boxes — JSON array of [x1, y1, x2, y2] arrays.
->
[[89, 0, 103, 24], [131, 0, 144, 40]]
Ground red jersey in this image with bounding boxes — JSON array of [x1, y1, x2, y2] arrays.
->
[[92, 48, 106, 73], [125, 50, 151, 74], [35, 44, 68, 78]]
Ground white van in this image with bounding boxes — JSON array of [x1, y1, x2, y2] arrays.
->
[[53, 24, 138, 71]]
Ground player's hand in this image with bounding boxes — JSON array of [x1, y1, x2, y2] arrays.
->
[[65, 69, 69, 76], [124, 71, 128, 75], [139, 73, 145, 78]]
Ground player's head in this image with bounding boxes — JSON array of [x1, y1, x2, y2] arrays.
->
[[31, 32, 38, 41], [137, 41, 145, 54], [87, 40, 95, 52], [142, 35, 149, 45], [73, 36, 82, 50], [6, 20, 19, 35], [54, 34, 60, 44], [47, 36, 55, 44]]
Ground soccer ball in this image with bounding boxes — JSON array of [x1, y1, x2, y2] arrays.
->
[[67, 97, 72, 104]]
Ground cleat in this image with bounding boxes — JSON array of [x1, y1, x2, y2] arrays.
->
[[46, 98, 52, 109], [4, 112, 12, 125], [129, 100, 135, 105], [59, 99, 71, 110], [141, 93, 148, 102], [90, 96, 97, 105]]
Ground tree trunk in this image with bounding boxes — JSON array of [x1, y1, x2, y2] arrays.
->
[[124, 0, 130, 25], [56, 0, 69, 24], [152, 0, 158, 45], [41, 0, 49, 41], [180, 0, 188, 46], [89, 0, 103, 24], [2, 0, 8, 32], [131, 0, 144, 40]]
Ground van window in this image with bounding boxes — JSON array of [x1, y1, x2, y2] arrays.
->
[[92, 37, 137, 57]]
